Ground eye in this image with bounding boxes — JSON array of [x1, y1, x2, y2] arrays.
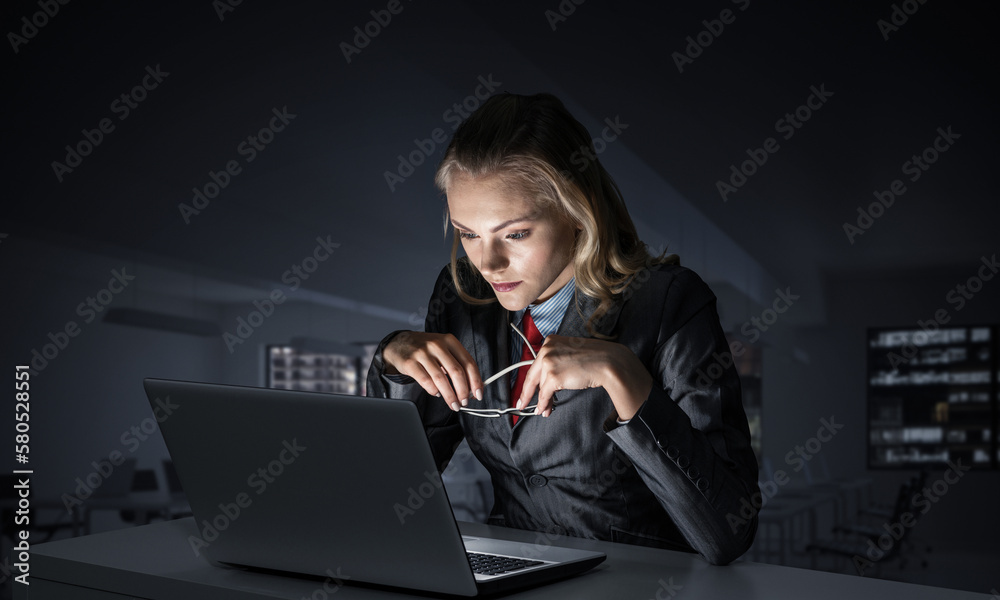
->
[[457, 230, 528, 241]]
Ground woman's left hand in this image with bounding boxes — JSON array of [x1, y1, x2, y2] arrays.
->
[[516, 335, 654, 421]]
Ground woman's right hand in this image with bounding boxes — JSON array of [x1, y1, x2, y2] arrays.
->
[[383, 331, 484, 412]]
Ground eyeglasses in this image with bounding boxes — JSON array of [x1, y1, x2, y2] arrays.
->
[[458, 319, 538, 418]]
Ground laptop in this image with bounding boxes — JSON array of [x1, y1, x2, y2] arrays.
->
[[143, 378, 606, 596]]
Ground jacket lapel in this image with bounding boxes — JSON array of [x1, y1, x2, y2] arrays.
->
[[470, 300, 513, 438], [555, 288, 623, 341]]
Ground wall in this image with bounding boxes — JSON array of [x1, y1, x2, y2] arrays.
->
[[760, 261, 1000, 553]]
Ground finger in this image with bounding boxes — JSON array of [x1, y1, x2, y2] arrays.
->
[[441, 336, 483, 402], [517, 362, 539, 411], [535, 372, 555, 416], [405, 344, 463, 410], [433, 353, 473, 407], [533, 392, 548, 416], [410, 363, 445, 401], [539, 386, 560, 418], [421, 359, 462, 410], [460, 352, 484, 403]]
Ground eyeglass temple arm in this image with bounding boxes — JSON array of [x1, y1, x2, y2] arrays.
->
[[459, 321, 537, 393], [510, 320, 538, 359], [473, 320, 537, 386], [483, 360, 533, 386]]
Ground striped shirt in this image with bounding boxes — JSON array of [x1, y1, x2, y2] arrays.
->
[[509, 276, 576, 388]]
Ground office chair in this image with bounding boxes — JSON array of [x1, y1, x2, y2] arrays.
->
[[831, 470, 931, 571], [833, 471, 924, 535], [806, 471, 929, 577]]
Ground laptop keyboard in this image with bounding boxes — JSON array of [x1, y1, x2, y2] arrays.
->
[[467, 552, 544, 576]]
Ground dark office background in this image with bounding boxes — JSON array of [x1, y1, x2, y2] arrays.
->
[[2, 0, 998, 596]]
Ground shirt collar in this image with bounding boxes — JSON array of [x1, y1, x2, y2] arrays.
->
[[514, 275, 576, 337]]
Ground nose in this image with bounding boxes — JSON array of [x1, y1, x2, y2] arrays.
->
[[478, 239, 509, 277]]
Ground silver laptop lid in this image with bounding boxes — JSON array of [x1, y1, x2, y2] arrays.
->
[[144, 378, 480, 596]]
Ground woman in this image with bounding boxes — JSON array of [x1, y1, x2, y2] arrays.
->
[[366, 93, 759, 565]]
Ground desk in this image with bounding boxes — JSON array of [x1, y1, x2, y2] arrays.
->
[[78, 492, 191, 535], [19, 517, 989, 599]]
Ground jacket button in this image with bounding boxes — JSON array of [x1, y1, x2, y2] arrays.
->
[[686, 466, 700, 480], [676, 456, 690, 469], [696, 478, 710, 491], [527, 474, 548, 488], [656, 434, 669, 449], [665, 446, 680, 460]]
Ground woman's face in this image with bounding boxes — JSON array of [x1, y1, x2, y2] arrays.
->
[[447, 174, 579, 312]]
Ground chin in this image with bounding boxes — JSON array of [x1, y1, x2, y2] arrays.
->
[[496, 297, 521, 312], [495, 294, 529, 312]]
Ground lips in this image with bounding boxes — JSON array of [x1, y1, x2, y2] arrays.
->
[[490, 281, 521, 292]]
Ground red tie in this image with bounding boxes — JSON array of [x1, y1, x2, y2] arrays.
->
[[511, 309, 543, 424]]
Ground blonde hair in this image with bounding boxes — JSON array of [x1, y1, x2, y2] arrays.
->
[[434, 93, 678, 339]]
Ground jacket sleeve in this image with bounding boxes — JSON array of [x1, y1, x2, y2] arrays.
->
[[365, 265, 467, 473], [604, 269, 760, 565]]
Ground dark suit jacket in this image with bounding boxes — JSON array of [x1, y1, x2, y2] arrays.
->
[[366, 259, 759, 565]]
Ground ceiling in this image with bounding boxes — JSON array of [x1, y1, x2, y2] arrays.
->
[[4, 0, 996, 327]]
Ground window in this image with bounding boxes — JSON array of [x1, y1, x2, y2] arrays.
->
[[867, 325, 997, 469], [267, 345, 375, 395]]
